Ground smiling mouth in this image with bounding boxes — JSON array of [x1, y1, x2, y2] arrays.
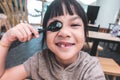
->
[[55, 42, 75, 48]]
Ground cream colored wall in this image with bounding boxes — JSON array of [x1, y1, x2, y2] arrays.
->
[[95, 0, 120, 28], [78, 0, 120, 28]]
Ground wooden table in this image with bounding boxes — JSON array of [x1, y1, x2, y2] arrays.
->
[[88, 31, 120, 56], [98, 57, 120, 80]]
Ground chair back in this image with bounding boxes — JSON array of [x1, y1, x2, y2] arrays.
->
[[87, 24, 100, 32], [107, 23, 117, 33], [0, 0, 28, 27]]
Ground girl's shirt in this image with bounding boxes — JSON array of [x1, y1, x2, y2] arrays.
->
[[23, 48, 106, 80]]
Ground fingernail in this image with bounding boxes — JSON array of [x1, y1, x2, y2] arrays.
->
[[36, 35, 39, 38]]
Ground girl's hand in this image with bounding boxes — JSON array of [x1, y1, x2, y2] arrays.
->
[[0, 23, 39, 47]]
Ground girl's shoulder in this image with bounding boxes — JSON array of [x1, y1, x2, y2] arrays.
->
[[80, 51, 99, 64]]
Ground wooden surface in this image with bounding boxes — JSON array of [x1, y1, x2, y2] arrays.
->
[[98, 57, 120, 76], [88, 31, 120, 43]]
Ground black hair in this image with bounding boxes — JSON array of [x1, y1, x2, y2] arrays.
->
[[42, 0, 88, 48]]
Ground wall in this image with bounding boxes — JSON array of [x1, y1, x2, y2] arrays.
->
[[95, 0, 120, 28]]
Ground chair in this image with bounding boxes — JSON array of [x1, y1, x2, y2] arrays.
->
[[87, 24, 100, 42], [86, 24, 103, 56], [83, 42, 103, 56], [0, 0, 28, 27], [104, 23, 118, 51], [87, 24, 100, 32], [107, 23, 116, 33]]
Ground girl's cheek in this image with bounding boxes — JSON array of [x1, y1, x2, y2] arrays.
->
[[46, 32, 54, 39]]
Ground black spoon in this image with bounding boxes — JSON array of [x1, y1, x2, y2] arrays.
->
[[37, 20, 63, 34]]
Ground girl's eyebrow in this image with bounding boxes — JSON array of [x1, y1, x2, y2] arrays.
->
[[70, 16, 81, 21], [49, 18, 59, 23]]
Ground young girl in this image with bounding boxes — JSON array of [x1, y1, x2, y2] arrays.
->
[[0, 0, 105, 80]]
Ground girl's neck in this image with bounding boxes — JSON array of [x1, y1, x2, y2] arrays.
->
[[55, 54, 78, 68]]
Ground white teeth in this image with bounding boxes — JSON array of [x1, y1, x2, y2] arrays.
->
[[61, 44, 65, 47]]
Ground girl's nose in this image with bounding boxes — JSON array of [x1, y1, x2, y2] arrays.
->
[[57, 26, 70, 38]]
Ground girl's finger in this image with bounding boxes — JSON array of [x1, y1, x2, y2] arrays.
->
[[20, 23, 33, 41], [27, 24, 40, 38], [14, 24, 28, 42], [14, 28, 26, 42]]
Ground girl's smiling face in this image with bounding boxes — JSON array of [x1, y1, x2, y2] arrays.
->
[[46, 14, 85, 66]]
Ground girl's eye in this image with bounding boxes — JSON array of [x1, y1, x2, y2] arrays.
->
[[71, 24, 81, 27]]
